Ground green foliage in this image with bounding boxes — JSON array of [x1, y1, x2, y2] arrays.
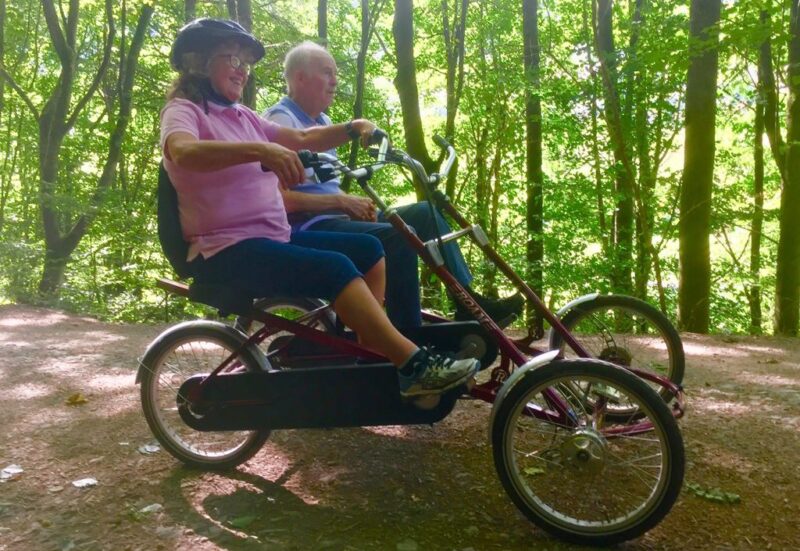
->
[[0, 0, 791, 333]]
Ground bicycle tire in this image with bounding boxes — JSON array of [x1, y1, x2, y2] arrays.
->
[[139, 321, 270, 470], [491, 359, 685, 545], [548, 294, 684, 404]]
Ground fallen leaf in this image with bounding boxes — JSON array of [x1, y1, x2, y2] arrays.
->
[[65, 393, 89, 406], [229, 515, 257, 529]]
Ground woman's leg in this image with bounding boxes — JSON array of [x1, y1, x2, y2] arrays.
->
[[361, 258, 386, 306], [303, 219, 422, 328], [333, 278, 416, 365]]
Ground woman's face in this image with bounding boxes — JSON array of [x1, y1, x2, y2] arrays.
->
[[207, 42, 254, 102]]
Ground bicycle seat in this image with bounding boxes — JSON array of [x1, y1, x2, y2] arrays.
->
[[156, 278, 255, 317]]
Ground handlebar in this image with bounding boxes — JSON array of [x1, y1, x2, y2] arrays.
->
[[299, 130, 457, 189]]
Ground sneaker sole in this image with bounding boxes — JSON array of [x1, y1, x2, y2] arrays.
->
[[399, 365, 479, 398]]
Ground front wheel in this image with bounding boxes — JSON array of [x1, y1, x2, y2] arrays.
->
[[139, 321, 271, 470], [491, 359, 685, 546], [548, 294, 684, 404]]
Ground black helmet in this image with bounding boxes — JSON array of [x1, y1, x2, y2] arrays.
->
[[170, 18, 265, 71]]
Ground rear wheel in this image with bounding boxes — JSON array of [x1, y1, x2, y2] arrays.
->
[[139, 321, 270, 470], [548, 294, 684, 405], [491, 359, 684, 546]]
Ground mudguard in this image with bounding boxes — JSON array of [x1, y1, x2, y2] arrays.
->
[[135, 321, 269, 385], [547, 293, 601, 348], [488, 349, 560, 440]]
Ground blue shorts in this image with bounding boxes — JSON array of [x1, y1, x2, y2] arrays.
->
[[190, 231, 384, 301]]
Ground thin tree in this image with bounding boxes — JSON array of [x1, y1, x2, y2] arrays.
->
[[393, 0, 436, 194], [319, 0, 328, 43], [594, 0, 634, 296], [343, 0, 387, 192], [774, 0, 800, 335], [523, 0, 544, 336], [678, 0, 721, 333]]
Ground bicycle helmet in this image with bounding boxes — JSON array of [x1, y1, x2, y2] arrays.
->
[[170, 18, 265, 71]]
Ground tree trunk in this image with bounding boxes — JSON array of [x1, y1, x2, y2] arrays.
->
[[393, 0, 435, 197], [678, 0, 720, 333], [37, 2, 153, 296], [775, 0, 800, 335], [583, 0, 608, 255], [0, 0, 5, 119], [595, 0, 633, 295], [523, 0, 544, 335], [228, 0, 256, 107], [319, 0, 328, 42], [184, 0, 196, 22], [750, 35, 765, 335], [442, 0, 468, 198], [343, 0, 374, 193]]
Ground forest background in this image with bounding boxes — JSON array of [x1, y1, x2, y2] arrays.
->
[[0, 0, 797, 337]]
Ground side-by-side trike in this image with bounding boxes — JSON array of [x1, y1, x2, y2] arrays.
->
[[138, 133, 686, 546]]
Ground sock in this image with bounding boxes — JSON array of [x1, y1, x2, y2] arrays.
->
[[398, 348, 422, 376]]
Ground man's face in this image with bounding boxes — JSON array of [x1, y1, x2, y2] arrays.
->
[[297, 51, 338, 114]]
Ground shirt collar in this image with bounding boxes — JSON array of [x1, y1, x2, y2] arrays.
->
[[279, 96, 326, 126]]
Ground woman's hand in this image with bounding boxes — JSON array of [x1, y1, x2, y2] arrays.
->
[[261, 143, 306, 189]]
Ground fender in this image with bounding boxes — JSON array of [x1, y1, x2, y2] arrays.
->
[[547, 292, 601, 347], [135, 321, 269, 385], [488, 349, 560, 440]]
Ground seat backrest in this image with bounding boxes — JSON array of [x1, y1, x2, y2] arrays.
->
[[157, 162, 193, 279]]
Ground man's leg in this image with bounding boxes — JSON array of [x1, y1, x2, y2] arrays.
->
[[388, 202, 524, 328], [386, 202, 472, 286], [306, 218, 422, 328]]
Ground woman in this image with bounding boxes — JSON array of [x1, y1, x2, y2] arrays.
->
[[160, 18, 478, 397]]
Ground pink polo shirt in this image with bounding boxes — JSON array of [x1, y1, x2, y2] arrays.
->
[[159, 98, 291, 260]]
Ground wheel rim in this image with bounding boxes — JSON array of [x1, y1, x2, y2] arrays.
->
[[503, 374, 671, 535], [146, 335, 260, 462], [562, 305, 675, 403]]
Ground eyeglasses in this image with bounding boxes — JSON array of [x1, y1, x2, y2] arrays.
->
[[215, 54, 252, 74]]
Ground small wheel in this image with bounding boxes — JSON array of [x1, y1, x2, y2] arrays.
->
[[234, 297, 337, 359], [548, 294, 684, 405], [139, 321, 270, 470], [491, 359, 685, 546]]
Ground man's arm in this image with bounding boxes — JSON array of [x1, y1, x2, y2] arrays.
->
[[272, 119, 376, 152], [281, 189, 377, 221]]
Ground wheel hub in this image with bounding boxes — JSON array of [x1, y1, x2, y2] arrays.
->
[[599, 345, 633, 367], [559, 429, 607, 475]]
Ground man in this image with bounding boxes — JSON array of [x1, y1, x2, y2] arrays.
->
[[265, 41, 523, 329]]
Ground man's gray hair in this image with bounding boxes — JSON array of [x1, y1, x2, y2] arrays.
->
[[283, 40, 331, 89]]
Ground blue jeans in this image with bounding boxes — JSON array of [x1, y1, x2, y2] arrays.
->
[[190, 232, 384, 302], [306, 202, 473, 328]]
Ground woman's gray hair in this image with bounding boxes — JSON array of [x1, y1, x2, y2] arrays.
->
[[283, 41, 331, 93]]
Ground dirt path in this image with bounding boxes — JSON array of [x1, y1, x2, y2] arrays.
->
[[1, 304, 799, 550]]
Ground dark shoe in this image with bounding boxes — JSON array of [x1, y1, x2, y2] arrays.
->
[[454, 290, 524, 329], [398, 348, 480, 397]]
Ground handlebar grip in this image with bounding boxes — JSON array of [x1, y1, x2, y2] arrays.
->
[[433, 134, 451, 150], [297, 149, 318, 168], [368, 128, 389, 146]]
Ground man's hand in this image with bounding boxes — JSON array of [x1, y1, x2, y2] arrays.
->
[[350, 119, 378, 147], [261, 143, 305, 189], [338, 194, 377, 221]]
